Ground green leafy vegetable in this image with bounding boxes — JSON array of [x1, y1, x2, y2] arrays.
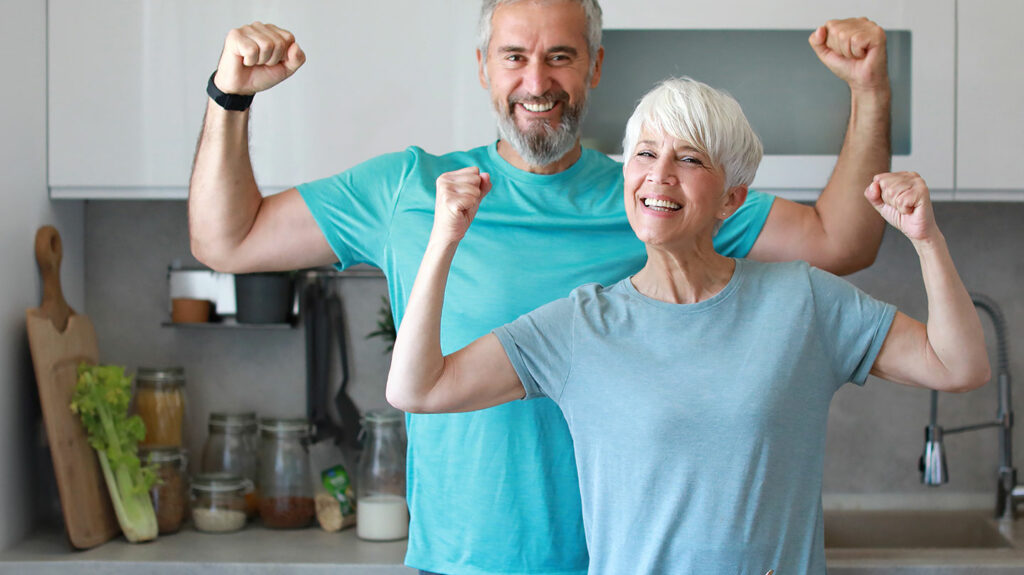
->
[[366, 295, 397, 353], [70, 363, 158, 543]]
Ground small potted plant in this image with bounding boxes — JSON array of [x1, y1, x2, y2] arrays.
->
[[366, 296, 396, 352]]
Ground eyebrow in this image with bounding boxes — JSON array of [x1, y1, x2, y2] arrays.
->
[[637, 140, 703, 153], [496, 45, 580, 56]]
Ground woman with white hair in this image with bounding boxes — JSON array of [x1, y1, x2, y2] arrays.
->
[[386, 77, 989, 574]]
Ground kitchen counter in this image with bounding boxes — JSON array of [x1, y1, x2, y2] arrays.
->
[[4, 513, 1024, 574], [0, 525, 414, 574]]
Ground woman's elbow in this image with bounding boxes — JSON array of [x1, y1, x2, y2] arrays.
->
[[942, 362, 992, 394], [385, 385, 418, 414], [385, 377, 434, 414]]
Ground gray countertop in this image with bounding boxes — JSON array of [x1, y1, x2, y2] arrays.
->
[[0, 525, 414, 575], [4, 512, 1024, 574]]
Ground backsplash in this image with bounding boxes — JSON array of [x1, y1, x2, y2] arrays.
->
[[84, 200, 1024, 501]]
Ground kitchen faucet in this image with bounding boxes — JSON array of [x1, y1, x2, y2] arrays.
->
[[919, 293, 1024, 520]]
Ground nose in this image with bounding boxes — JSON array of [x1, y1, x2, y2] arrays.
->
[[647, 154, 678, 185], [521, 60, 553, 96]]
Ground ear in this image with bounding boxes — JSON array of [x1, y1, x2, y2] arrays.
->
[[589, 46, 604, 88], [477, 49, 489, 89], [720, 185, 748, 219]]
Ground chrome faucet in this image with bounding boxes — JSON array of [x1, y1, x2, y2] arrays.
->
[[919, 293, 1024, 520]]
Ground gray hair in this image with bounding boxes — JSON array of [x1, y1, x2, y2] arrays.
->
[[478, 0, 603, 64], [622, 77, 763, 191]]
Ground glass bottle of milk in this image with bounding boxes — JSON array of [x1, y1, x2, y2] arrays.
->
[[356, 409, 408, 541]]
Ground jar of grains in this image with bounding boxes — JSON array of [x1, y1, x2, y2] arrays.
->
[[190, 472, 249, 533], [201, 411, 260, 517], [135, 367, 186, 447], [258, 417, 315, 529], [141, 446, 188, 534]]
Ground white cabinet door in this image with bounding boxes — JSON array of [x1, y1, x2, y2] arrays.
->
[[955, 0, 1024, 200], [595, 0, 955, 197], [49, 0, 468, 199]]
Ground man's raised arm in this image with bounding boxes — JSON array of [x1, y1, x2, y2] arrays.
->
[[189, 22, 336, 273], [748, 17, 891, 276]]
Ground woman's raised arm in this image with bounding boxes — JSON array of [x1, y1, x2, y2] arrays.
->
[[868, 172, 991, 392], [386, 168, 524, 414]]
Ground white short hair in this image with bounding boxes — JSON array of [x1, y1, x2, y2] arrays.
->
[[622, 77, 763, 190]]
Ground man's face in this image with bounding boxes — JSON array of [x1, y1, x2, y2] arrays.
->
[[478, 0, 603, 167]]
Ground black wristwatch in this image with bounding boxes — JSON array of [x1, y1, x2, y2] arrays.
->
[[206, 71, 254, 111]]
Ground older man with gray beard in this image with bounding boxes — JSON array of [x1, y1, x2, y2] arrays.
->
[[188, 1, 892, 573]]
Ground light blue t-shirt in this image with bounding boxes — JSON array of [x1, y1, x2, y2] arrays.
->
[[298, 143, 774, 575], [494, 259, 896, 575]]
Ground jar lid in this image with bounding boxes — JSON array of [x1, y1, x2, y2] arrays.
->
[[258, 416, 310, 435], [209, 411, 257, 430], [191, 472, 247, 492], [362, 408, 403, 424], [136, 366, 186, 387], [140, 446, 185, 464]]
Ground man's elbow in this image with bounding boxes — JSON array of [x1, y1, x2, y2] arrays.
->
[[190, 236, 251, 274], [817, 246, 879, 276]]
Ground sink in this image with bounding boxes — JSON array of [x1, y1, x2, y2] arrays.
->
[[823, 510, 1014, 549]]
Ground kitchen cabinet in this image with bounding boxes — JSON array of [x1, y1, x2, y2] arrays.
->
[[47, 0, 481, 199], [590, 0, 956, 199], [954, 0, 1024, 200]]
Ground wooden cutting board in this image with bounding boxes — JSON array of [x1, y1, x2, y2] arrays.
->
[[26, 225, 119, 549]]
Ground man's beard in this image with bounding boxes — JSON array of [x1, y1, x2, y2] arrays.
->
[[494, 90, 589, 168]]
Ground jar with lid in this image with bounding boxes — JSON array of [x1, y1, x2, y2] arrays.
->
[[190, 472, 249, 533], [356, 409, 408, 541], [201, 411, 259, 517], [140, 446, 188, 534], [135, 367, 186, 447], [258, 417, 315, 528]]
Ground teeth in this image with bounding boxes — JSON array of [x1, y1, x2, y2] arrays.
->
[[643, 198, 681, 211], [522, 101, 555, 113]]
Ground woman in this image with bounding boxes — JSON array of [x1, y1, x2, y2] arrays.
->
[[386, 77, 989, 574]]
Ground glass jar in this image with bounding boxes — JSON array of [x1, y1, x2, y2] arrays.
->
[[356, 409, 408, 541], [135, 367, 186, 447], [258, 417, 315, 528], [201, 411, 260, 517], [190, 472, 249, 533], [141, 446, 188, 534]]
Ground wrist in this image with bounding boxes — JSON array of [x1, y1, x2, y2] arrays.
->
[[425, 233, 462, 255], [850, 83, 892, 111], [911, 229, 947, 254], [207, 71, 254, 111]]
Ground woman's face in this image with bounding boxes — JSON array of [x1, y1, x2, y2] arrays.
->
[[623, 127, 735, 250]]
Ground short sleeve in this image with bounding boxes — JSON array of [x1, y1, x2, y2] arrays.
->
[[808, 266, 897, 386], [297, 148, 419, 269], [492, 295, 577, 402], [713, 190, 774, 257]]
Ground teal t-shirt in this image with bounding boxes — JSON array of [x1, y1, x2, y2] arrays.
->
[[494, 260, 897, 575], [298, 142, 774, 574]]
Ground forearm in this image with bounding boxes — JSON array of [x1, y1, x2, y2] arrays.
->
[[386, 238, 458, 413], [814, 87, 891, 272], [188, 99, 264, 271], [913, 233, 990, 390]]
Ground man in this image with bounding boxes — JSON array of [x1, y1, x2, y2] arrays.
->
[[189, 1, 891, 573]]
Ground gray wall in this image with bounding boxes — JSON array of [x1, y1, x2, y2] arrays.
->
[[83, 200, 1024, 507], [1, 0, 86, 550], [84, 202, 393, 467]]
